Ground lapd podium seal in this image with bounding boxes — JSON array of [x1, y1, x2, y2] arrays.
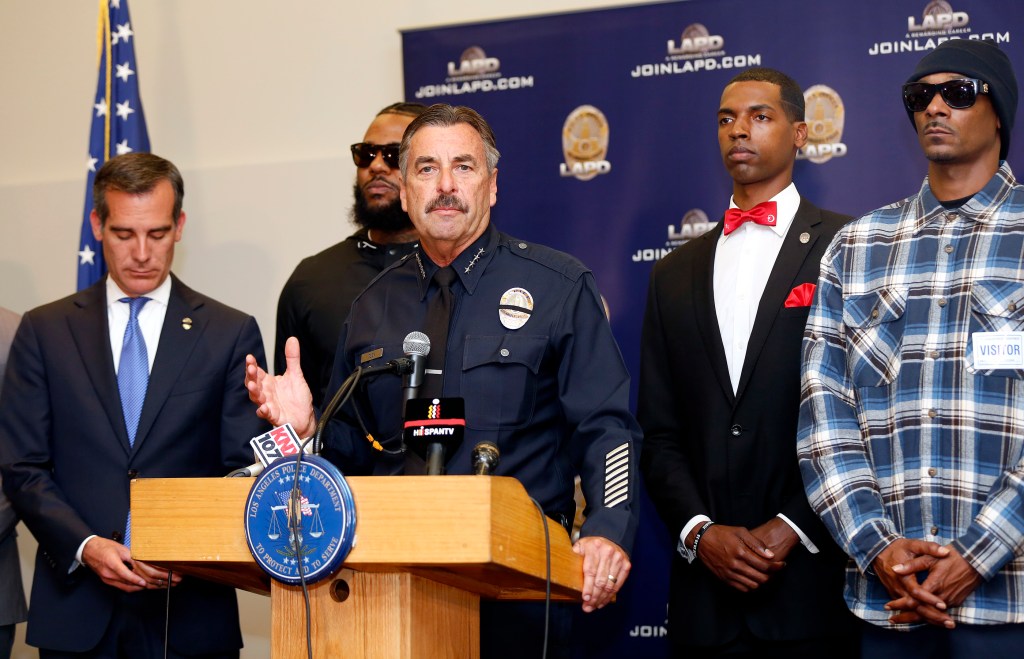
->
[[244, 455, 356, 585]]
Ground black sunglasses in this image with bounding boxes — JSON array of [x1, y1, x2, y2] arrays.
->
[[350, 142, 400, 169], [902, 78, 990, 112]]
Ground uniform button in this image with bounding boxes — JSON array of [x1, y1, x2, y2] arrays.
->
[[928, 467, 937, 477], [112, 530, 124, 543], [388, 249, 396, 255], [518, 242, 528, 250], [1010, 303, 1018, 312], [928, 409, 937, 418], [128, 469, 139, 479], [937, 298, 947, 307], [930, 350, 940, 359], [499, 348, 510, 357], [944, 245, 953, 254], [730, 424, 742, 437], [946, 213, 957, 222], [930, 526, 939, 535], [871, 308, 879, 319]]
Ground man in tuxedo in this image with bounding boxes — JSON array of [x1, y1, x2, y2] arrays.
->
[[0, 306, 27, 659], [275, 102, 425, 406], [0, 153, 268, 658], [638, 68, 856, 656]]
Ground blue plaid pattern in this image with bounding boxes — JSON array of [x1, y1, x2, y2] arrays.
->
[[798, 162, 1024, 627]]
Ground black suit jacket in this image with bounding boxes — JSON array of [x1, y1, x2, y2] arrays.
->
[[639, 198, 854, 648], [0, 276, 268, 654]]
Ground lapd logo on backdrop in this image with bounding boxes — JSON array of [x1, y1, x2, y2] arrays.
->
[[631, 22, 762, 78], [798, 85, 848, 164], [868, 1, 1009, 57], [244, 455, 356, 585], [559, 105, 612, 181], [413, 45, 535, 99], [632, 209, 717, 263]]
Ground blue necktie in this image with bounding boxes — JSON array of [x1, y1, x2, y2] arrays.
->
[[118, 296, 149, 546]]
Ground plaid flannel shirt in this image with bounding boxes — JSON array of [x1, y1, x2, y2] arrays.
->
[[798, 162, 1024, 627]]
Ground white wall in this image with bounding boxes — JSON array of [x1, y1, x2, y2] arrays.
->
[[1, 1, 655, 656]]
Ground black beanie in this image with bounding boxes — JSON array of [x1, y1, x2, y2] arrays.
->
[[906, 39, 1018, 160]]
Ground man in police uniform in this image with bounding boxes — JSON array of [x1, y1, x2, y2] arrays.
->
[[246, 104, 641, 657]]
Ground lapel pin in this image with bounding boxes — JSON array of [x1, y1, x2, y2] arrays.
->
[[799, 232, 810, 244], [182, 317, 193, 330]]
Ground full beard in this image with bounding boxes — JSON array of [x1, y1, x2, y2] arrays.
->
[[352, 183, 415, 233]]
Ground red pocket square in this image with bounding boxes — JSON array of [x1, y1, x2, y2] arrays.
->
[[784, 283, 816, 308]]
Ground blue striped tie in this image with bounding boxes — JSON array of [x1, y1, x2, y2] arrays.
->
[[119, 296, 149, 546]]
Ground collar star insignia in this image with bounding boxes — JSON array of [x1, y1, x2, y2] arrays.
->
[[464, 248, 485, 274], [78, 244, 96, 266]]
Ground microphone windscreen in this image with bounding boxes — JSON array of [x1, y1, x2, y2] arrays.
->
[[403, 331, 431, 357]]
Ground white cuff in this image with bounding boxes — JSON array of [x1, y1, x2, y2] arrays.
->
[[72, 534, 98, 573], [777, 513, 820, 554]]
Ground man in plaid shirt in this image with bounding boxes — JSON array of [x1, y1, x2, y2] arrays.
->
[[798, 39, 1023, 656]]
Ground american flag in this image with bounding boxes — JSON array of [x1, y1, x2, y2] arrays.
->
[[277, 491, 313, 516], [77, 0, 150, 290]]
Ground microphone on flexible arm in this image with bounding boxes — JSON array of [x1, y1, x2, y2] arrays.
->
[[471, 441, 500, 475], [402, 331, 430, 410]]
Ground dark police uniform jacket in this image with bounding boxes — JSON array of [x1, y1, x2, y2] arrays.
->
[[322, 223, 641, 552]]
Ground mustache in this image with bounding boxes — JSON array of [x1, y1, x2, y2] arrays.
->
[[923, 120, 954, 133], [362, 175, 398, 191], [425, 194, 468, 213]]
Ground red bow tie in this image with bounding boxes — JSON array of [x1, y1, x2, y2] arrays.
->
[[722, 201, 778, 235]]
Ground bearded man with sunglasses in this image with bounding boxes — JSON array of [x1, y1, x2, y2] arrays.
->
[[798, 39, 1024, 656], [275, 102, 427, 407]]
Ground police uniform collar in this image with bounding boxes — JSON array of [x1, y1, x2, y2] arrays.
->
[[415, 223, 499, 300]]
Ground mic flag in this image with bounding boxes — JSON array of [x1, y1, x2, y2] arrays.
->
[[403, 397, 466, 466], [250, 424, 307, 467]]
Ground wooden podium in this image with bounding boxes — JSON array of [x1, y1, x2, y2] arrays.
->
[[131, 476, 583, 658]]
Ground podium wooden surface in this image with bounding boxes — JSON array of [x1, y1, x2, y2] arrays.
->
[[131, 476, 583, 658]]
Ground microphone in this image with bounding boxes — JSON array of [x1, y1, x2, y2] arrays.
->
[[403, 397, 466, 475], [227, 424, 311, 477], [402, 332, 430, 405], [471, 441, 500, 475]]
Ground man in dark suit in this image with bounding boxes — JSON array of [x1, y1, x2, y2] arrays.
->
[[0, 153, 268, 658], [0, 305, 27, 659], [639, 68, 857, 657]]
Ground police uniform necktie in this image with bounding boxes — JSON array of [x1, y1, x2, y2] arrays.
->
[[118, 296, 149, 546], [421, 266, 456, 399]]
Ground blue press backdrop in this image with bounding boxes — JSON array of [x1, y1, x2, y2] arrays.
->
[[402, 1, 1022, 655]]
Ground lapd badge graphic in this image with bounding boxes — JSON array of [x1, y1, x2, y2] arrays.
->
[[244, 455, 355, 585], [447, 45, 500, 80], [799, 85, 847, 165], [667, 23, 724, 58], [560, 105, 611, 181]]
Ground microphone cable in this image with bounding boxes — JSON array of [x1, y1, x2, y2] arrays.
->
[[288, 361, 371, 659], [163, 569, 173, 659], [528, 497, 552, 659]]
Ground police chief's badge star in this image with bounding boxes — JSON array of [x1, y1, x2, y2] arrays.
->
[[499, 288, 534, 330]]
